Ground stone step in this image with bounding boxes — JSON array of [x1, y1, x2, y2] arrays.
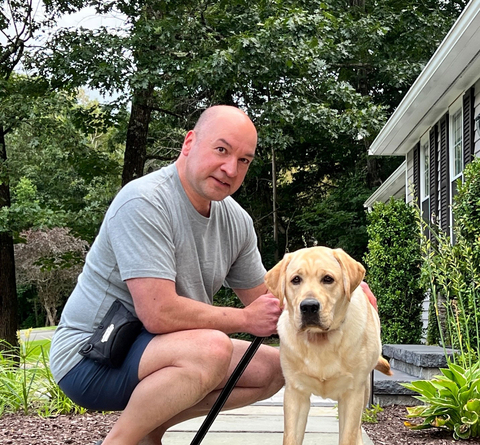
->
[[383, 344, 454, 370], [373, 368, 419, 406], [373, 344, 457, 406]]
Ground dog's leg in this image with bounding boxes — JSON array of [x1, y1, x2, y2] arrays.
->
[[337, 390, 365, 445], [283, 385, 310, 445]]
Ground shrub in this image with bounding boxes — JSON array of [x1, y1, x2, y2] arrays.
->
[[364, 197, 425, 344], [403, 158, 480, 440]]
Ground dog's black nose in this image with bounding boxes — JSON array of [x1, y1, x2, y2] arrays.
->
[[300, 299, 320, 314]]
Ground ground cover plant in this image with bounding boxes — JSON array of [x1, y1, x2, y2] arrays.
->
[[0, 330, 85, 417]]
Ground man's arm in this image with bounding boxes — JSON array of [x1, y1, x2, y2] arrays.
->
[[127, 278, 281, 337]]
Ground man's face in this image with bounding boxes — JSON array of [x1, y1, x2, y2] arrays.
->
[[179, 111, 257, 215]]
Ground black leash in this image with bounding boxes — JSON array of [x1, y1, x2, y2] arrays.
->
[[189, 336, 265, 445]]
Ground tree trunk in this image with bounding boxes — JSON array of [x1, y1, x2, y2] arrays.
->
[[0, 126, 18, 348], [122, 85, 155, 186]]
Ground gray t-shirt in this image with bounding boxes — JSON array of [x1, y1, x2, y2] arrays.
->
[[49, 163, 266, 382]]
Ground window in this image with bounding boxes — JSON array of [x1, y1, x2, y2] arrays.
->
[[420, 135, 430, 229], [449, 99, 464, 241]]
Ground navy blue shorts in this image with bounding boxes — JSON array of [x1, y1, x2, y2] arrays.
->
[[58, 329, 155, 411]]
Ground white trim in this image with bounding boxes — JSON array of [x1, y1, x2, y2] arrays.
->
[[369, 0, 480, 156], [364, 161, 406, 209]]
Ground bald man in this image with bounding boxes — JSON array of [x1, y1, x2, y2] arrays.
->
[[49, 106, 284, 445]]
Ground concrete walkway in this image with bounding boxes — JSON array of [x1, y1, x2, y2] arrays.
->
[[164, 391, 374, 445], [21, 328, 375, 445]]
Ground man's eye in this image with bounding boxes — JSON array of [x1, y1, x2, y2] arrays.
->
[[322, 275, 334, 284], [291, 276, 302, 285], [240, 158, 250, 165], [216, 147, 226, 153]]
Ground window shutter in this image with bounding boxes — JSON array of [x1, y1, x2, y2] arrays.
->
[[463, 87, 475, 167], [439, 113, 450, 232], [429, 126, 438, 223], [413, 143, 420, 208]]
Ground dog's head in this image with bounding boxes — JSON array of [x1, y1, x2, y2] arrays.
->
[[265, 246, 365, 333]]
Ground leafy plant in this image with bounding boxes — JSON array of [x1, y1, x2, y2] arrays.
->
[[362, 404, 384, 424], [403, 361, 480, 440], [0, 331, 44, 414], [364, 197, 426, 343], [403, 159, 480, 440], [0, 331, 86, 417]]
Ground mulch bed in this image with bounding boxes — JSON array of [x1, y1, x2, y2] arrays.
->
[[1, 405, 479, 444], [363, 405, 480, 445]]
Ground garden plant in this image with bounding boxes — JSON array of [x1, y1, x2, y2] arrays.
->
[[0, 330, 86, 417], [401, 159, 480, 440]]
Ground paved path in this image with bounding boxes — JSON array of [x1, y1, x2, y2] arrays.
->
[[20, 328, 374, 445]]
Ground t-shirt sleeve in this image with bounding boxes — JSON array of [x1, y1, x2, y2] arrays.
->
[[224, 216, 267, 290], [106, 198, 177, 282]]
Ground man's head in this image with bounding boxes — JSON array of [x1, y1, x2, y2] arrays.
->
[[176, 105, 257, 216]]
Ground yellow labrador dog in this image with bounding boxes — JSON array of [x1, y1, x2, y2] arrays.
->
[[265, 246, 391, 445]]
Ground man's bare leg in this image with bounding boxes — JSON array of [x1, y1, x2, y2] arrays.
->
[[101, 333, 282, 445], [141, 339, 283, 444]]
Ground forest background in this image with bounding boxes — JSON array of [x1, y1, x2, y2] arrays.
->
[[0, 0, 469, 347]]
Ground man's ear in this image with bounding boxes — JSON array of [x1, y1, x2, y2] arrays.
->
[[264, 253, 292, 307], [332, 248, 365, 299], [181, 130, 196, 156]]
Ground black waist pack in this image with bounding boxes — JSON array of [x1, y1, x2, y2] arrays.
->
[[79, 299, 143, 368]]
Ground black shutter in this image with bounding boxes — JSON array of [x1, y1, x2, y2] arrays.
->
[[439, 113, 450, 232], [463, 87, 475, 167], [429, 126, 438, 224], [413, 142, 420, 208]]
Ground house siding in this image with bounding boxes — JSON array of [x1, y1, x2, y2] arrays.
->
[[404, 82, 479, 341]]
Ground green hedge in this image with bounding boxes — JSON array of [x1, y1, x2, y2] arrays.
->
[[364, 198, 426, 344]]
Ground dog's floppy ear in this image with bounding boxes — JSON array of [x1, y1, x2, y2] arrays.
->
[[332, 248, 365, 299], [264, 253, 292, 307]]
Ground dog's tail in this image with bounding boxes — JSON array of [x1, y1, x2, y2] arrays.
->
[[375, 356, 393, 376]]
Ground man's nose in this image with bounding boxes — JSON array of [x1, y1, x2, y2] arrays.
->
[[221, 157, 238, 177]]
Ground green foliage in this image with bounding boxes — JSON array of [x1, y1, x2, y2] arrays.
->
[[405, 159, 480, 441], [364, 198, 425, 343], [28, 0, 465, 260], [362, 404, 384, 424], [402, 361, 480, 440], [420, 158, 480, 360], [3, 86, 123, 243], [0, 178, 65, 241], [295, 172, 373, 262], [453, 158, 480, 269], [0, 332, 86, 417]]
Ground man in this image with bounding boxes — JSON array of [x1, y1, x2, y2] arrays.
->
[[50, 105, 284, 445]]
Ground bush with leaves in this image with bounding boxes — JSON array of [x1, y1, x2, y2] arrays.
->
[[364, 197, 426, 344], [14, 228, 88, 326]]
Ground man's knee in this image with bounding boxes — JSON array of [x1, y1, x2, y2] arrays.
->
[[260, 346, 284, 391], [196, 330, 233, 388]]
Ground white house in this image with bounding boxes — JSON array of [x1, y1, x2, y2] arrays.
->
[[365, 0, 480, 229], [364, 0, 480, 334]]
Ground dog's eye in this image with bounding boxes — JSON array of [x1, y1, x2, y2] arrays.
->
[[322, 275, 334, 284], [291, 276, 302, 285]]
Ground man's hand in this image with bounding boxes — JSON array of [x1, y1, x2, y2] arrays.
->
[[360, 281, 377, 311], [243, 293, 282, 337]]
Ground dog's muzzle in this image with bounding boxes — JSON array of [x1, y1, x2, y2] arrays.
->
[[300, 298, 320, 326]]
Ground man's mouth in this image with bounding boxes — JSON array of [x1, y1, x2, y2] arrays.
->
[[212, 177, 230, 187]]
